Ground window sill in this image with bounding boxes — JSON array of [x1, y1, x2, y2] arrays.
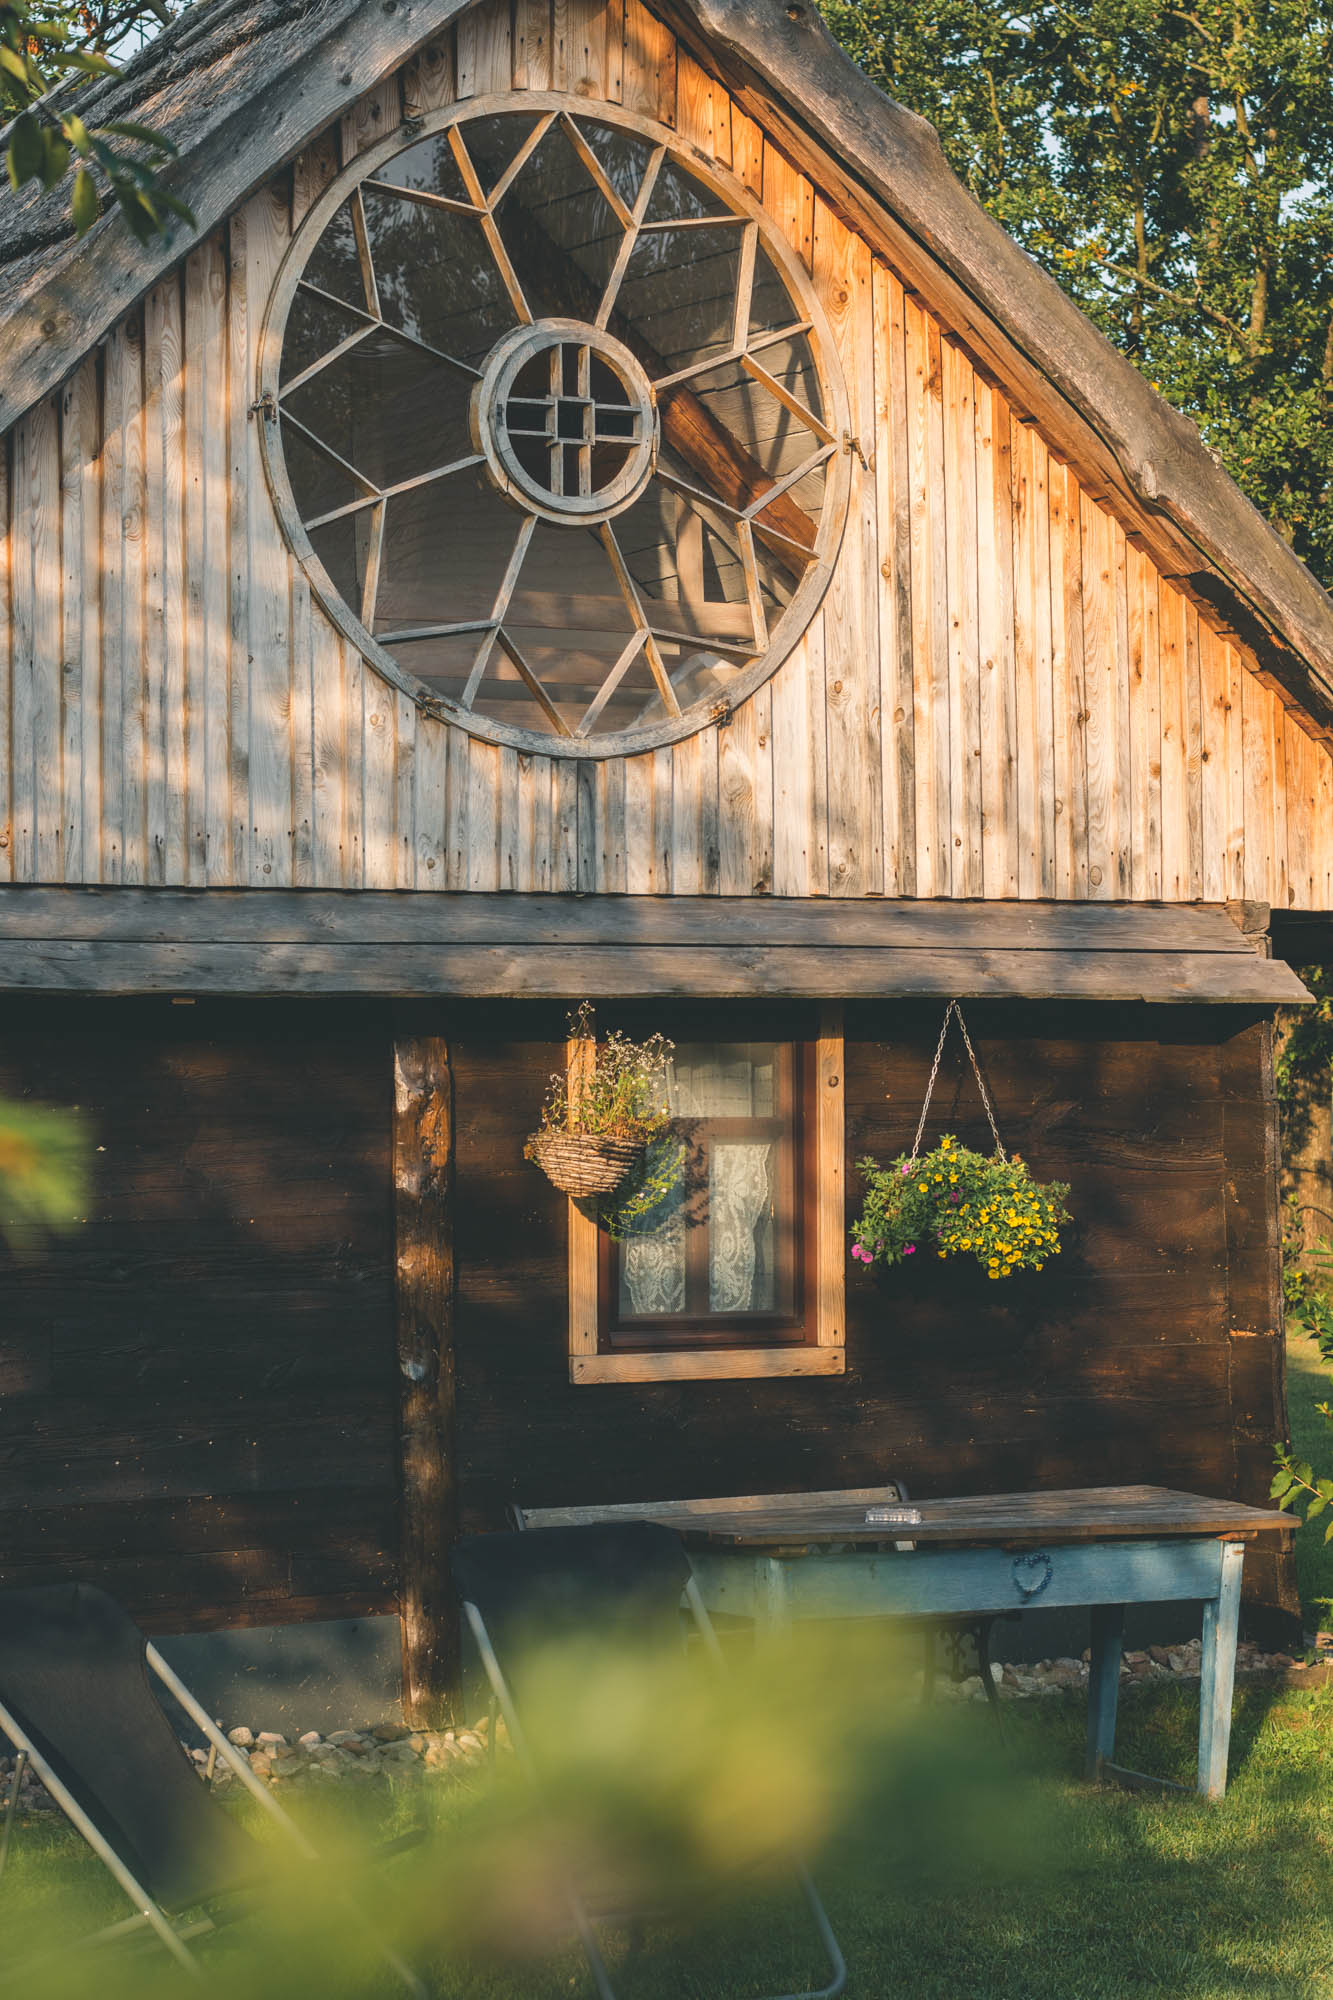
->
[[570, 1347, 846, 1384]]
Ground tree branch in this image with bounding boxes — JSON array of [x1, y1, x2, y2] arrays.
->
[[1098, 260, 1251, 343]]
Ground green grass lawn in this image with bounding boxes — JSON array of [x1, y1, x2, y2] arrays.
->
[[1286, 1320, 1333, 1623], [6, 1679, 1333, 2000]]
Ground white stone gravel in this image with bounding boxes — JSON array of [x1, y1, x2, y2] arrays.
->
[[936, 1631, 1332, 1703]]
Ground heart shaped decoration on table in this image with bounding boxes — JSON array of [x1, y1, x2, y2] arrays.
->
[[1011, 1550, 1054, 1599]]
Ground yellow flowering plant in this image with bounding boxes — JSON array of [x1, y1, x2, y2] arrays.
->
[[851, 1134, 1070, 1280]]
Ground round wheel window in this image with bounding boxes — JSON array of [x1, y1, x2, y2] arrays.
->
[[260, 97, 850, 755]]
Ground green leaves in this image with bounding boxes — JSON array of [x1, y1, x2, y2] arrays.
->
[[850, 1135, 1072, 1278], [2, 0, 190, 242], [1272, 1447, 1333, 1541], [70, 165, 98, 233], [6, 108, 44, 187], [817, 0, 1333, 594]]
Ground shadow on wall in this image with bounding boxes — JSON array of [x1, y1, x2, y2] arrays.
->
[[153, 1614, 406, 1739]]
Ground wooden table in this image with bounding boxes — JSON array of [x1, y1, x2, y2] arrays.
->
[[526, 1486, 1295, 1800]]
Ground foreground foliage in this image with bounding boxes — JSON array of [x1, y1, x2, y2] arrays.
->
[[5, 1669, 1333, 1999]]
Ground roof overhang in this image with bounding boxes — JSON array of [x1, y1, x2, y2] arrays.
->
[[0, 889, 1310, 1003]]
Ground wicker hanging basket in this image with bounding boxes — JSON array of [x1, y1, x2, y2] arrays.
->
[[526, 1129, 646, 1199]]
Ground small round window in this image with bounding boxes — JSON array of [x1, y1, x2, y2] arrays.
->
[[261, 97, 849, 755]]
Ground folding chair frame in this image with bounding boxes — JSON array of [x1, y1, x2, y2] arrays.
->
[[461, 1567, 847, 2000], [0, 1641, 426, 1995]]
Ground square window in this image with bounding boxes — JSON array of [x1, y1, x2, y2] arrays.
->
[[568, 1007, 845, 1383]]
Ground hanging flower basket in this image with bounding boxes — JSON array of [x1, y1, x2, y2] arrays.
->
[[850, 1002, 1071, 1281], [525, 1003, 683, 1214], [525, 1129, 647, 1199]]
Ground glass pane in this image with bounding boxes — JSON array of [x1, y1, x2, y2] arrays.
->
[[499, 121, 625, 312], [667, 1042, 777, 1116], [619, 1042, 792, 1321]]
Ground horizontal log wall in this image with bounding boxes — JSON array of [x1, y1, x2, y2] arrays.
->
[[0, 0, 1329, 904], [0, 999, 399, 1629]]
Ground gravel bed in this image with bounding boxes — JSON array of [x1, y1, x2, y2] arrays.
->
[[938, 1632, 1333, 1703], [0, 1716, 505, 1818]]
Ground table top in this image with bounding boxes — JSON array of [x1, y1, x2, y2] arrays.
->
[[643, 1485, 1296, 1552]]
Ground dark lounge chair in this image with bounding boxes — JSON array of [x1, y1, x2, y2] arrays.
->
[[452, 1520, 847, 2000], [0, 1581, 425, 1990]]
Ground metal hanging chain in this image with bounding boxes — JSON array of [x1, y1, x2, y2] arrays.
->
[[908, 1000, 1006, 1163]]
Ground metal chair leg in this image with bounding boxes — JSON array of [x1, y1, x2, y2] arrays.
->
[[0, 1749, 27, 1881], [973, 1620, 1007, 1742], [570, 1896, 620, 2000]]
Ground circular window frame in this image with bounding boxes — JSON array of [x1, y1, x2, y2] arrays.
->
[[258, 94, 852, 762], [473, 318, 659, 524]]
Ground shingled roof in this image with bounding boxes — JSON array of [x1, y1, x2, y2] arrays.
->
[[3, 0, 1332, 736]]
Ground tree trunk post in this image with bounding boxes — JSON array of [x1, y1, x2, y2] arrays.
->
[[393, 1029, 458, 1726]]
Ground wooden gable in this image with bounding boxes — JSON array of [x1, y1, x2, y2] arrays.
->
[[1, 0, 1330, 905]]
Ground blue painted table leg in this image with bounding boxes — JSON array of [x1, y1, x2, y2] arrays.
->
[[1085, 1603, 1125, 1780], [1197, 1541, 1245, 1800]]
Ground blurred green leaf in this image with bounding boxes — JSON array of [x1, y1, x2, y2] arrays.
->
[[70, 163, 97, 233]]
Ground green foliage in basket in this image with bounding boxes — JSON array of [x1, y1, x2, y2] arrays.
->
[[851, 1134, 1070, 1280], [597, 1134, 689, 1242], [531, 1001, 674, 1147]]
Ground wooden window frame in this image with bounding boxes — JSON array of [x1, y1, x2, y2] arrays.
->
[[568, 1004, 845, 1384]]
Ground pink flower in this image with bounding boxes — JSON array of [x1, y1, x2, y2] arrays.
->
[[904, 1243, 917, 1256], [851, 1244, 871, 1263], [900, 1164, 911, 1177]]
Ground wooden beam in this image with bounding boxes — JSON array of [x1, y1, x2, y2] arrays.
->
[[0, 885, 1278, 950], [393, 1028, 457, 1726], [0, 939, 1309, 1002]]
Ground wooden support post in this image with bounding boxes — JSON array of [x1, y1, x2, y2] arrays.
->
[[393, 1029, 458, 1727]]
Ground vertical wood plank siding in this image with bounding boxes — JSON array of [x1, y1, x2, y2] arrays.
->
[[0, 1, 1328, 907]]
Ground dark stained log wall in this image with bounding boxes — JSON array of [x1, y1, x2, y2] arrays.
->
[[449, 1001, 1296, 1617], [0, 998, 399, 1631], [0, 994, 1295, 1636]]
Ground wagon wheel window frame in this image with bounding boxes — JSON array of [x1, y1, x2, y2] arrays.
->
[[257, 94, 851, 761]]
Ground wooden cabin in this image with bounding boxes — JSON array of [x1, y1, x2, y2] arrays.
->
[[0, 0, 1329, 1711]]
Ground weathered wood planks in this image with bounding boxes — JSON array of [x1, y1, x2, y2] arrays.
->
[[0, 0, 1327, 909]]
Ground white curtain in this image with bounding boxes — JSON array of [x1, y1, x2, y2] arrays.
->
[[621, 1044, 777, 1318], [623, 1202, 687, 1314], [708, 1142, 774, 1310]]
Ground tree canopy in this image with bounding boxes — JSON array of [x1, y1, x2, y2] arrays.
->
[[819, 0, 1333, 593]]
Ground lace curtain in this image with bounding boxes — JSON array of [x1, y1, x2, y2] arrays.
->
[[622, 1044, 778, 1317]]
